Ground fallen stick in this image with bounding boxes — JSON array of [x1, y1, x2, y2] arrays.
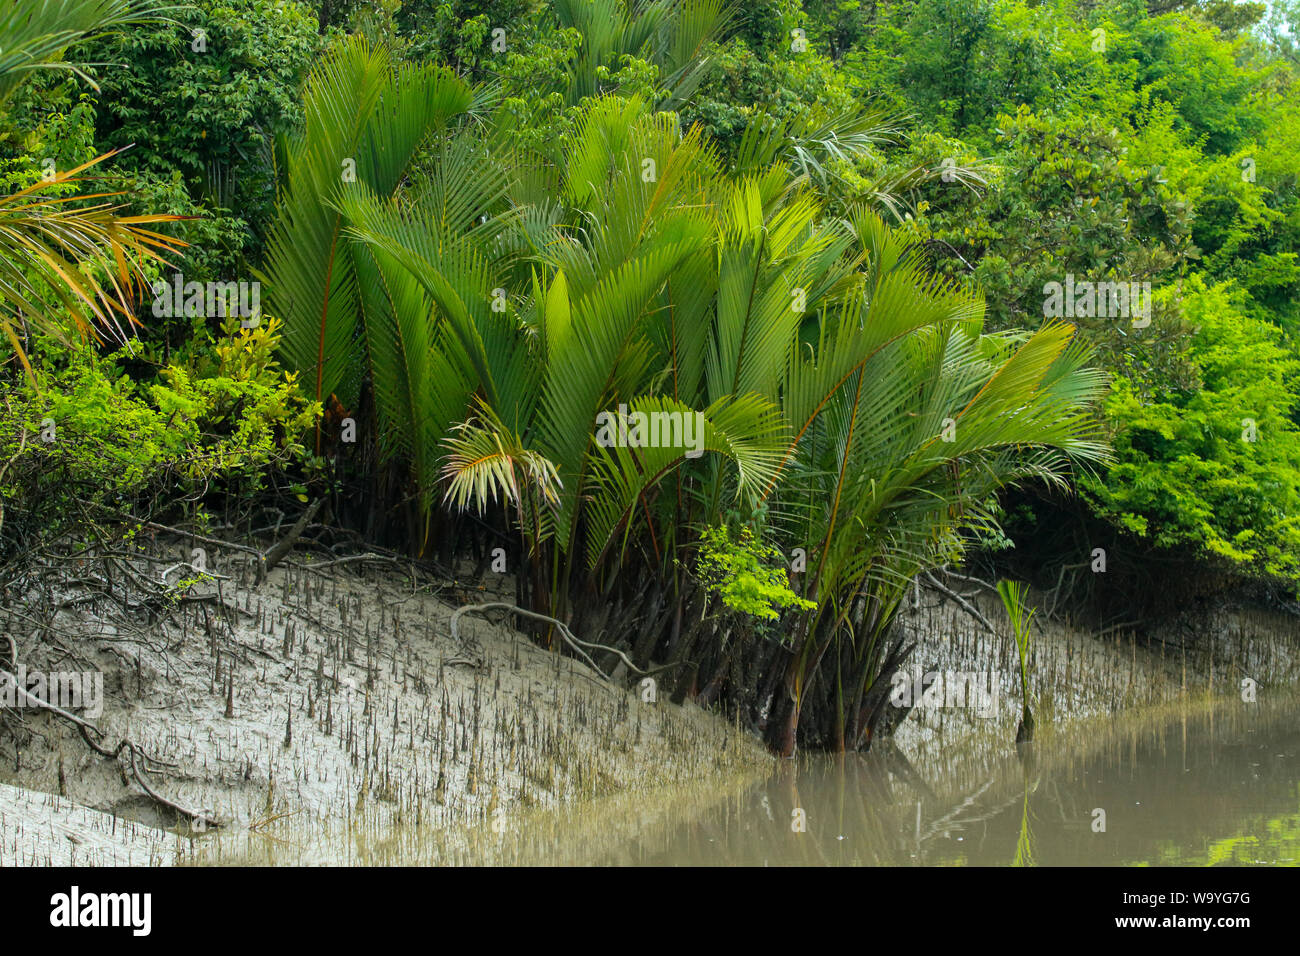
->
[[922, 570, 996, 634]]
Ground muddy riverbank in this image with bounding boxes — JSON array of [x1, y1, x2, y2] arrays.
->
[[369, 693, 1300, 866], [0, 541, 767, 864], [0, 536, 1295, 865]]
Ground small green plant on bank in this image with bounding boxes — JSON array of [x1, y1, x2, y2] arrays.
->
[[695, 525, 816, 624], [166, 571, 210, 603], [997, 578, 1037, 742]]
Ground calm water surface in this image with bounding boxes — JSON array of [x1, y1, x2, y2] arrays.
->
[[625, 700, 1300, 866]]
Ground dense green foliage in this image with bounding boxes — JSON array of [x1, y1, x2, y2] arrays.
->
[[82, 0, 324, 271], [695, 525, 816, 623], [0, 316, 319, 545], [1082, 277, 1300, 582]]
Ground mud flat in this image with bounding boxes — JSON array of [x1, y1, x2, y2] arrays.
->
[[0, 541, 768, 866], [0, 782, 186, 866]]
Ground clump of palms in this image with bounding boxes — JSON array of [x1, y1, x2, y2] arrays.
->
[[997, 579, 1038, 743], [264, 31, 1110, 755]]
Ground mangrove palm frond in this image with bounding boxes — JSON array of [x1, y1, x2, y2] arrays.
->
[[0, 149, 187, 377], [442, 402, 563, 515], [0, 0, 179, 110], [260, 35, 475, 422]]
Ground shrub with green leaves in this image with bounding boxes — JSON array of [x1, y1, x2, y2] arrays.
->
[[0, 316, 319, 548], [149, 315, 322, 488], [1081, 276, 1300, 586], [694, 525, 816, 623]]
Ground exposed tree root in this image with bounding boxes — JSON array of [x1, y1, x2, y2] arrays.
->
[[449, 602, 686, 685], [1, 635, 219, 830]]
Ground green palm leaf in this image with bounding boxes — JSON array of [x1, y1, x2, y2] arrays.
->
[[584, 393, 787, 568], [260, 35, 473, 430]]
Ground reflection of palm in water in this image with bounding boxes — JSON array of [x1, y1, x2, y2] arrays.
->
[[1012, 773, 1037, 867], [751, 751, 1022, 865], [752, 746, 1051, 865]]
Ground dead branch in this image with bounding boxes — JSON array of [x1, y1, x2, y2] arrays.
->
[[256, 498, 323, 585], [937, 564, 998, 593], [922, 570, 996, 634]]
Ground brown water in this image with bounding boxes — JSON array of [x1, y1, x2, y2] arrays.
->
[[620, 699, 1300, 866], [203, 696, 1300, 866]]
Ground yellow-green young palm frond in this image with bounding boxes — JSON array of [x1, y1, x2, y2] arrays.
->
[[997, 580, 1036, 672], [534, 240, 710, 547], [552, 98, 720, 292], [442, 402, 563, 518], [0, 0, 180, 110], [0, 150, 188, 378]]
